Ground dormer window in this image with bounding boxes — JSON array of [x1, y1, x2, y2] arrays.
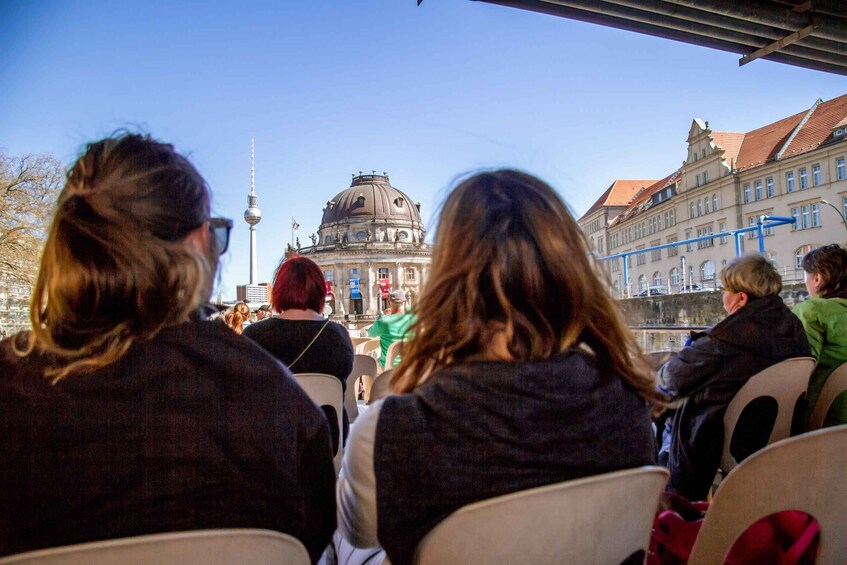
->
[[356, 193, 365, 205], [394, 197, 405, 208], [834, 127, 846, 140]]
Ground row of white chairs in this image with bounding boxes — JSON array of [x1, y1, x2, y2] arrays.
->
[[4, 425, 846, 563]]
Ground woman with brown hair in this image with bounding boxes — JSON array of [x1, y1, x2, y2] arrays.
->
[[0, 134, 336, 561], [336, 169, 663, 565]]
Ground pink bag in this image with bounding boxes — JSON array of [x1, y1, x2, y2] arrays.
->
[[647, 492, 820, 565]]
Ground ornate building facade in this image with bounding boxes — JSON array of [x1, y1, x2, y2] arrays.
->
[[301, 173, 432, 328], [579, 93, 847, 297]]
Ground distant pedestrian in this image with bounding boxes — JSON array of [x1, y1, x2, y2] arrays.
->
[[368, 289, 414, 368]]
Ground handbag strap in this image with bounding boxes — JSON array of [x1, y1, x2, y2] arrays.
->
[[288, 319, 330, 370]]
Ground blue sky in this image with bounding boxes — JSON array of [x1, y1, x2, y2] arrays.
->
[[2, 0, 844, 299]]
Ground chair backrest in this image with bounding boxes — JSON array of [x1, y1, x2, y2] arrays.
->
[[414, 466, 668, 565], [689, 425, 847, 565], [808, 362, 847, 430], [0, 528, 310, 565], [357, 338, 381, 359], [368, 369, 393, 404], [293, 373, 344, 473], [350, 336, 372, 348], [346, 354, 379, 424], [384, 340, 406, 370], [721, 357, 816, 474]]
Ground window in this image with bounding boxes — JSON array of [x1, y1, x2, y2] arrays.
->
[[378, 267, 389, 280], [695, 174, 701, 187], [744, 183, 751, 203], [795, 245, 817, 269], [690, 202, 696, 218], [786, 171, 795, 192], [755, 180, 763, 200], [663, 211, 669, 228], [667, 238, 678, 257], [610, 258, 620, 273], [799, 168, 808, 189], [703, 171, 709, 184], [812, 163, 822, 186], [719, 222, 727, 244], [685, 231, 693, 252], [748, 217, 758, 239], [791, 207, 800, 230], [613, 280, 621, 295], [712, 194, 718, 211], [627, 255, 633, 268], [697, 226, 714, 248], [405, 267, 416, 281], [812, 203, 820, 227], [705, 198, 711, 214], [651, 245, 661, 262], [670, 268, 680, 286], [653, 271, 663, 287], [697, 200, 703, 216], [766, 177, 774, 198], [638, 275, 647, 293], [669, 209, 676, 226], [838, 157, 846, 181], [701, 260, 716, 281], [323, 269, 334, 283], [636, 251, 646, 266], [801, 205, 811, 229], [597, 236, 604, 254], [844, 196, 847, 221], [349, 267, 360, 278]]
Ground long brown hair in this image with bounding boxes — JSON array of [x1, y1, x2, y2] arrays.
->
[[20, 133, 217, 382], [391, 170, 663, 405]]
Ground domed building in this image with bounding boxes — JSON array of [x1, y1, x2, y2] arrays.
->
[[302, 172, 431, 329]]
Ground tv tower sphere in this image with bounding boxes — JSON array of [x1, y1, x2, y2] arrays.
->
[[244, 199, 262, 225]]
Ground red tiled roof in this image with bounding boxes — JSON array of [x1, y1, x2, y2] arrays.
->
[[711, 132, 745, 167], [780, 94, 847, 160], [580, 179, 657, 220], [612, 171, 680, 224], [735, 93, 847, 171]]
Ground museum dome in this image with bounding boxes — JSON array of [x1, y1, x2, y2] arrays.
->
[[320, 173, 422, 227]]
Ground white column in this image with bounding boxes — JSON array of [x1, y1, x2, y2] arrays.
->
[[395, 262, 402, 290], [249, 225, 257, 284], [366, 262, 376, 314], [335, 264, 346, 316]]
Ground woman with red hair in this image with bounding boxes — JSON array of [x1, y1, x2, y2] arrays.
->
[[244, 255, 354, 444]]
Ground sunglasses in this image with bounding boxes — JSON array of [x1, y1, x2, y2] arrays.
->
[[209, 217, 233, 256]]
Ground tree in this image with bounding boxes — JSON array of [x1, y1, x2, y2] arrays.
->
[[0, 150, 64, 288]]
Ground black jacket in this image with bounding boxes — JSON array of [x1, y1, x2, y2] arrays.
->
[[658, 295, 811, 500], [374, 350, 656, 565], [0, 321, 337, 562]]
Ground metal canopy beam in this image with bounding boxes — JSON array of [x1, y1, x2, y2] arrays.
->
[[470, 0, 847, 75]]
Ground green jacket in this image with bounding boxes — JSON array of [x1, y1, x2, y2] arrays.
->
[[793, 296, 847, 426], [368, 312, 415, 368]]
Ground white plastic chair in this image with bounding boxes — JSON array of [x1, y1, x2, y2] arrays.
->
[[384, 340, 405, 370], [368, 369, 394, 404], [357, 338, 381, 360], [346, 354, 379, 424], [808, 362, 847, 430], [720, 357, 816, 475], [350, 336, 372, 349], [689, 425, 847, 564], [414, 466, 668, 565], [294, 373, 344, 473], [0, 528, 310, 565]]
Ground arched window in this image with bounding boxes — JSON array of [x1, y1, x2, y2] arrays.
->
[[705, 198, 711, 214], [697, 200, 703, 216], [638, 274, 647, 293], [701, 260, 716, 281], [653, 271, 663, 287], [690, 202, 696, 218], [795, 244, 817, 269], [713, 194, 718, 211], [670, 267, 680, 286]]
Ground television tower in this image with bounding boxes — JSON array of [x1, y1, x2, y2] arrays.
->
[[244, 137, 262, 284]]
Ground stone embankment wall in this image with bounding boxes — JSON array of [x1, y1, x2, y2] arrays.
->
[[620, 282, 809, 353]]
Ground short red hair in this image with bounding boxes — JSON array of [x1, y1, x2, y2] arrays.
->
[[272, 255, 326, 313]]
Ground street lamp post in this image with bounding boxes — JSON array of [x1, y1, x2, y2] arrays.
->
[[820, 199, 847, 233]]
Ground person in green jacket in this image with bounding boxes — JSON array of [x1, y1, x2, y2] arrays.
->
[[369, 289, 414, 368], [793, 244, 847, 427]]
